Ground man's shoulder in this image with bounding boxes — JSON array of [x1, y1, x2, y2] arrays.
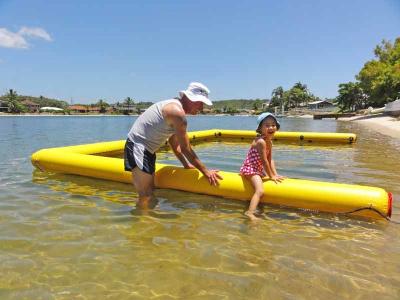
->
[[163, 99, 184, 117], [159, 98, 181, 105]]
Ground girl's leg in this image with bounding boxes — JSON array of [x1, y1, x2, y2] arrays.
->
[[245, 175, 264, 220]]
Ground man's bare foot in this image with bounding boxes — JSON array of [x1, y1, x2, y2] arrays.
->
[[244, 210, 261, 221]]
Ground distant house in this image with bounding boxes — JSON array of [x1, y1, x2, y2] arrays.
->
[[0, 100, 8, 112], [118, 104, 137, 113], [21, 100, 40, 112], [308, 100, 335, 110], [261, 100, 271, 110], [202, 108, 212, 114], [69, 105, 88, 113], [88, 106, 100, 113]]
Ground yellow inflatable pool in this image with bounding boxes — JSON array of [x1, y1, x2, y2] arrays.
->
[[31, 129, 392, 220]]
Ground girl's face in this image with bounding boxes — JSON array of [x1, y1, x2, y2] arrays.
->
[[259, 117, 278, 136]]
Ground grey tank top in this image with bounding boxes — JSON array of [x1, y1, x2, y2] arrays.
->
[[127, 99, 182, 153]]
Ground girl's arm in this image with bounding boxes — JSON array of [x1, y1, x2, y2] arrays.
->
[[255, 139, 274, 178], [269, 148, 285, 180], [256, 140, 284, 183], [268, 150, 277, 176]]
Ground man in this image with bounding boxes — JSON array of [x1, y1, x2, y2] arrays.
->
[[124, 82, 223, 209]]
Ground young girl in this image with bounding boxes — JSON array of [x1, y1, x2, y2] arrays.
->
[[240, 113, 285, 221]]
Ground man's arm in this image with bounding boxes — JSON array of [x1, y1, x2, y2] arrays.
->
[[168, 134, 193, 169], [164, 103, 222, 185]]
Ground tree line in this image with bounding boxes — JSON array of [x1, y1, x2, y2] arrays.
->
[[0, 91, 69, 113], [336, 38, 400, 111], [268, 82, 319, 111], [2, 37, 398, 114], [0, 92, 153, 114]]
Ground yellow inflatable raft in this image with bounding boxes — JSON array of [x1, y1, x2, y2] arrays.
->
[[31, 129, 392, 220]]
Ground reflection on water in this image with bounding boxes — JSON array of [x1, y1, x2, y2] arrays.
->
[[0, 116, 399, 298]]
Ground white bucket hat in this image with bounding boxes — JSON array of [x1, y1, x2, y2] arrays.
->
[[179, 82, 212, 106]]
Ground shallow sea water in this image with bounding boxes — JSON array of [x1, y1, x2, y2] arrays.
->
[[0, 115, 399, 299]]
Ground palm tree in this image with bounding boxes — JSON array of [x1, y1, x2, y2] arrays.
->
[[294, 82, 308, 92], [123, 97, 135, 114], [292, 82, 312, 107], [272, 86, 284, 99], [6, 89, 24, 113], [271, 86, 285, 113], [336, 82, 366, 112], [96, 99, 108, 113]]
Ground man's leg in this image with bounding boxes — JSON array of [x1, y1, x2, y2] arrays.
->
[[131, 167, 156, 209]]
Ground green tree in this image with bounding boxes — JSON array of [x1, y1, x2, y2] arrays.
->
[[336, 82, 366, 111], [357, 38, 400, 106], [96, 99, 108, 113], [270, 86, 284, 108], [123, 97, 134, 114], [289, 82, 312, 107], [6, 89, 25, 113], [282, 90, 292, 108]]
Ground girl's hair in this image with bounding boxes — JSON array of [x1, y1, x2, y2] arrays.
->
[[256, 116, 279, 134]]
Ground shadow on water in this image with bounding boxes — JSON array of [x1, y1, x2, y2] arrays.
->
[[31, 169, 389, 231]]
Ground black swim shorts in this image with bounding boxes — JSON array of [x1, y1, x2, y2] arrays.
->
[[124, 138, 156, 175]]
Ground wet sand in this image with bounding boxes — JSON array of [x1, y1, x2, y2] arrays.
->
[[339, 114, 400, 139]]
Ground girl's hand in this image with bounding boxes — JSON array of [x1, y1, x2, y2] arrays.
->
[[270, 175, 285, 184], [184, 163, 195, 169]]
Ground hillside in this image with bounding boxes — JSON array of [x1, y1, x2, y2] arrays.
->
[[0, 94, 69, 108], [211, 99, 268, 111]]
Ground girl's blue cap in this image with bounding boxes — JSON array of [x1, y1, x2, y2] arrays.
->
[[257, 112, 281, 130]]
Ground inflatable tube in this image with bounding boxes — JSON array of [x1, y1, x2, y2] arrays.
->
[[183, 129, 357, 144], [31, 130, 392, 220]]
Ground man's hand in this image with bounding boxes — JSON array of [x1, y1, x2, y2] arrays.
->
[[204, 169, 223, 186]]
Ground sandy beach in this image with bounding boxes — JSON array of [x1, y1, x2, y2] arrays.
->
[[340, 114, 400, 139]]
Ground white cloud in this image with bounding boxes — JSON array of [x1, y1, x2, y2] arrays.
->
[[0, 26, 52, 49], [0, 28, 29, 48], [18, 26, 52, 41]]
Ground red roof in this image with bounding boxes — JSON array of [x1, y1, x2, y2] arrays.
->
[[69, 105, 87, 110]]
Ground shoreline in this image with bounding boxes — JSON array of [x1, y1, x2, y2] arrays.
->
[[0, 113, 139, 117], [0, 113, 255, 117], [339, 114, 400, 139], [2, 112, 399, 139]]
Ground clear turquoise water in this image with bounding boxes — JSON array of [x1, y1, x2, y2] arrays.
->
[[0, 115, 399, 299]]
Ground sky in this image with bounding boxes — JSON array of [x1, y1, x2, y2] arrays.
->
[[0, 0, 399, 104]]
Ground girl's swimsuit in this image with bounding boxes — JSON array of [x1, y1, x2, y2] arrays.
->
[[240, 146, 265, 176]]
